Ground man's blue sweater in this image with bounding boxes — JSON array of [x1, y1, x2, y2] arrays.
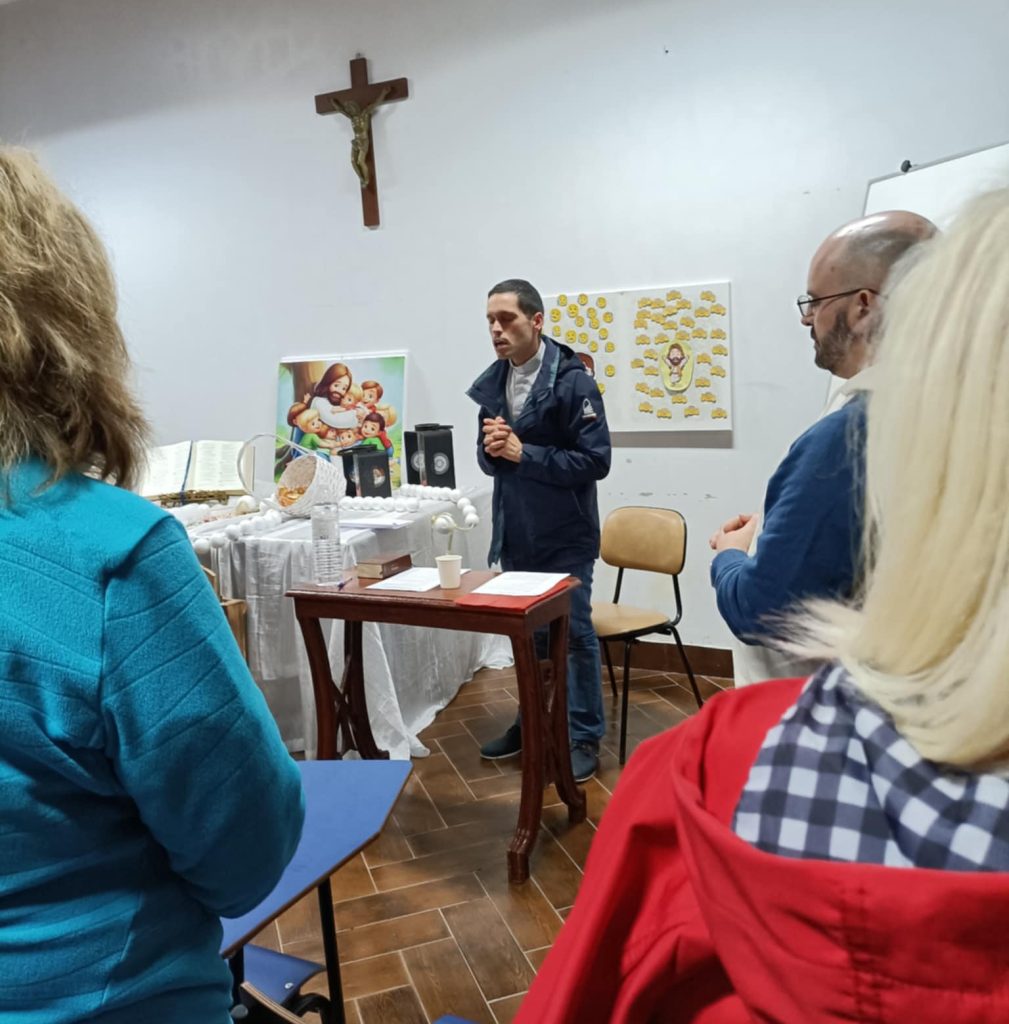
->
[[0, 462, 304, 1023], [711, 397, 865, 644]]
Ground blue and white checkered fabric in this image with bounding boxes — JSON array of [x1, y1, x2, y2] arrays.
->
[[733, 665, 1009, 871]]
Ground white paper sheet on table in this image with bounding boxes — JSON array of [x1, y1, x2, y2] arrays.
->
[[338, 513, 413, 530], [365, 567, 471, 592], [470, 572, 569, 596]]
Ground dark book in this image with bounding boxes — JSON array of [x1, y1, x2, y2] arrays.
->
[[355, 552, 413, 579]]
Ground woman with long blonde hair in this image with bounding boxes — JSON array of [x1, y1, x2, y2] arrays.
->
[[517, 191, 1009, 1023], [0, 147, 304, 1023]]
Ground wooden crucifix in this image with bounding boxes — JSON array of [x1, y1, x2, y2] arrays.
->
[[315, 56, 408, 228]]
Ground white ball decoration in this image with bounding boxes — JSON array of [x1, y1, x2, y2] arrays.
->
[[225, 524, 242, 540], [210, 533, 226, 549], [432, 513, 455, 535], [235, 494, 258, 515], [240, 520, 255, 535], [450, 489, 461, 501], [193, 537, 211, 555], [464, 512, 479, 527], [407, 498, 420, 511]]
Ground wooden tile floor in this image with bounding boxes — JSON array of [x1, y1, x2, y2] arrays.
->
[[254, 665, 730, 1024]]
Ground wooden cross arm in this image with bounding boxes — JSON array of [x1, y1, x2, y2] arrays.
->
[[314, 77, 408, 115]]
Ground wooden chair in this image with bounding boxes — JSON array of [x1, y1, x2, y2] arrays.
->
[[239, 945, 331, 1021], [204, 566, 249, 662], [233, 982, 310, 1022], [591, 507, 703, 765]]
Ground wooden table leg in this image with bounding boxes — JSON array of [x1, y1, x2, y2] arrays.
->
[[297, 616, 339, 759], [342, 621, 389, 760], [509, 634, 547, 884], [547, 614, 586, 825], [296, 614, 388, 761]]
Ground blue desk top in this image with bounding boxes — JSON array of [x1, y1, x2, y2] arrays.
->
[[220, 759, 412, 956]]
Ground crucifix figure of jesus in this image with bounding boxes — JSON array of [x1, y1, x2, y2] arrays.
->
[[330, 85, 391, 189], [315, 56, 408, 228]]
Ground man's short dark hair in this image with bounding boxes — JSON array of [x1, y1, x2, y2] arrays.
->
[[488, 279, 544, 318]]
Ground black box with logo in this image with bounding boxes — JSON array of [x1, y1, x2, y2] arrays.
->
[[404, 423, 455, 488], [340, 447, 392, 498]]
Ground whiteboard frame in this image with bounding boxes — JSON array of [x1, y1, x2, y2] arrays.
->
[[862, 138, 1009, 217]]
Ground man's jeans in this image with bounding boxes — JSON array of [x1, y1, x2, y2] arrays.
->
[[504, 558, 606, 746]]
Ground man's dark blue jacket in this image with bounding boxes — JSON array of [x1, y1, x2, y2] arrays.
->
[[711, 395, 866, 643], [467, 337, 611, 571]]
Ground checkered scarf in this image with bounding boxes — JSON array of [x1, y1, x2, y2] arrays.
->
[[733, 665, 1009, 871]]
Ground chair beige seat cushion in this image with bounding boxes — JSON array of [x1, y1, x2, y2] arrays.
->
[[591, 602, 670, 639]]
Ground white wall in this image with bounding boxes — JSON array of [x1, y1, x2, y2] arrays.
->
[[2, 0, 1008, 648]]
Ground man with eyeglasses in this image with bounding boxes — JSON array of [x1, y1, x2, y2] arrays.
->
[[709, 211, 937, 687]]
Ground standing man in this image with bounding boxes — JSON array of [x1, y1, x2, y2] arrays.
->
[[468, 279, 611, 782], [710, 211, 937, 686]]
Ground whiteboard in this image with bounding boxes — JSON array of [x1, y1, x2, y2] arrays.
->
[[826, 141, 1009, 403], [863, 140, 1009, 226]]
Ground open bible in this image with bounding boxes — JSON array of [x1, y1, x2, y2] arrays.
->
[[137, 440, 252, 503]]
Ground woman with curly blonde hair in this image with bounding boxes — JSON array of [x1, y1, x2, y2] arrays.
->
[[0, 147, 304, 1023]]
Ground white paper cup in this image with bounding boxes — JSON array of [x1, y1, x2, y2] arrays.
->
[[436, 554, 462, 589]]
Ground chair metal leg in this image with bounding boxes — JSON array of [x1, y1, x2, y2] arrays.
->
[[619, 639, 633, 766], [671, 626, 703, 709], [602, 640, 618, 700], [317, 879, 345, 1024]]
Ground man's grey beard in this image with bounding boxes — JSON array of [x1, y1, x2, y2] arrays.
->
[[814, 309, 853, 374]]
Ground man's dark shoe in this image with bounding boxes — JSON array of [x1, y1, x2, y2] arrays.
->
[[571, 741, 599, 783], [480, 722, 522, 760]]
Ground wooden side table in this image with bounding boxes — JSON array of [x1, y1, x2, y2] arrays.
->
[[287, 571, 587, 882]]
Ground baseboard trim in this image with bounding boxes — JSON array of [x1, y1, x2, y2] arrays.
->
[[606, 640, 733, 679]]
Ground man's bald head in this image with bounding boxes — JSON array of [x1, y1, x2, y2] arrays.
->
[[802, 210, 937, 378]]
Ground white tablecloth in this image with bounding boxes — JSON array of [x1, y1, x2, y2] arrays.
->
[[200, 487, 511, 759]]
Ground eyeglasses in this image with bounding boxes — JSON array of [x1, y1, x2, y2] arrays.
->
[[796, 288, 878, 317]]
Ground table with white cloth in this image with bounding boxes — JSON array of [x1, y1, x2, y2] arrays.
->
[[200, 486, 511, 759]]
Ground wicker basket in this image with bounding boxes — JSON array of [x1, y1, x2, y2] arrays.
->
[[237, 434, 346, 518]]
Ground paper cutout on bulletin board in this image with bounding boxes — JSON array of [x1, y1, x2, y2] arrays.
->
[[545, 284, 732, 431]]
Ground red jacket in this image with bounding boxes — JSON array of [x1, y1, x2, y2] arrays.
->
[[517, 679, 1009, 1023]]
